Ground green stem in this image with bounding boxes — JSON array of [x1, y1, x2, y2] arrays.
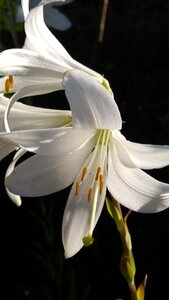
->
[[106, 196, 141, 300]]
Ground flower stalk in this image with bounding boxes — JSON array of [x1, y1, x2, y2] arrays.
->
[[106, 196, 147, 300]]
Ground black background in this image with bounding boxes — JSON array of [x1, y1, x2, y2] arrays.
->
[[0, 0, 169, 299]]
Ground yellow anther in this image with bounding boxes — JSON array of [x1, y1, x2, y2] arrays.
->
[[5, 78, 10, 93], [95, 166, 101, 181], [81, 166, 87, 182], [88, 187, 92, 202], [5, 75, 14, 93], [75, 181, 80, 195], [99, 174, 104, 195]]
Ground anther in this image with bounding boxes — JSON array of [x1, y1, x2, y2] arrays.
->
[[5, 78, 10, 93], [99, 174, 104, 195], [5, 75, 14, 93], [95, 166, 101, 181], [75, 181, 80, 195], [88, 187, 92, 202], [9, 75, 14, 86], [81, 166, 87, 182]]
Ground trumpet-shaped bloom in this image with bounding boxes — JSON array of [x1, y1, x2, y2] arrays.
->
[[0, 0, 105, 99], [1, 70, 169, 258]]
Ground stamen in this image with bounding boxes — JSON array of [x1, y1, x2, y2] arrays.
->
[[75, 181, 80, 195], [81, 166, 87, 182], [95, 166, 101, 181], [88, 187, 92, 202], [99, 174, 104, 195], [5, 75, 14, 93]]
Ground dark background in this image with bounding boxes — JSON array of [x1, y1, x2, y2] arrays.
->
[[0, 0, 169, 299]]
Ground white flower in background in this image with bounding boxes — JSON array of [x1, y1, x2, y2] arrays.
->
[[1, 70, 169, 258], [0, 0, 106, 103], [16, 0, 74, 31]]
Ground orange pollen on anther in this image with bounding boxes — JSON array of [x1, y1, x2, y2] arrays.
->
[[5, 75, 14, 93], [88, 187, 92, 202], [95, 166, 101, 181], [9, 75, 14, 86], [75, 181, 80, 195], [99, 174, 104, 195], [81, 167, 87, 182]]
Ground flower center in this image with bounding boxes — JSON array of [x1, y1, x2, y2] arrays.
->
[[75, 129, 111, 247]]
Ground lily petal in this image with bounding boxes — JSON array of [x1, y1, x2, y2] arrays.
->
[[4, 84, 65, 132], [0, 94, 71, 131], [108, 141, 169, 213], [0, 128, 96, 156], [114, 131, 169, 169], [0, 49, 67, 93], [5, 149, 25, 206], [6, 133, 95, 197], [62, 150, 107, 258], [24, 4, 102, 81], [63, 70, 122, 130], [39, 0, 66, 5], [44, 5, 72, 31], [21, 0, 29, 19]]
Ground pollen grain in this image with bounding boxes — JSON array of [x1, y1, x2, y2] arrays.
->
[[88, 187, 92, 202]]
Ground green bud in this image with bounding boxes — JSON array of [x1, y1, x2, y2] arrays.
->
[[120, 252, 136, 286], [106, 197, 123, 231], [123, 223, 132, 252]]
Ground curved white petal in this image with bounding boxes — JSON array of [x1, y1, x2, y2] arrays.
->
[[63, 70, 122, 130], [114, 131, 169, 169], [21, 0, 29, 19], [24, 4, 102, 81], [4, 84, 64, 132], [39, 0, 65, 5], [0, 48, 67, 80], [107, 141, 169, 213], [5, 149, 25, 206], [62, 150, 107, 258], [24, 5, 72, 61], [55, 0, 74, 6], [6, 136, 94, 197], [44, 6, 71, 31], [0, 94, 71, 131], [0, 128, 96, 156]]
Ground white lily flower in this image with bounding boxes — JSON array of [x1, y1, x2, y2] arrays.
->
[[1, 70, 169, 258], [17, 0, 74, 31], [0, 0, 105, 98]]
